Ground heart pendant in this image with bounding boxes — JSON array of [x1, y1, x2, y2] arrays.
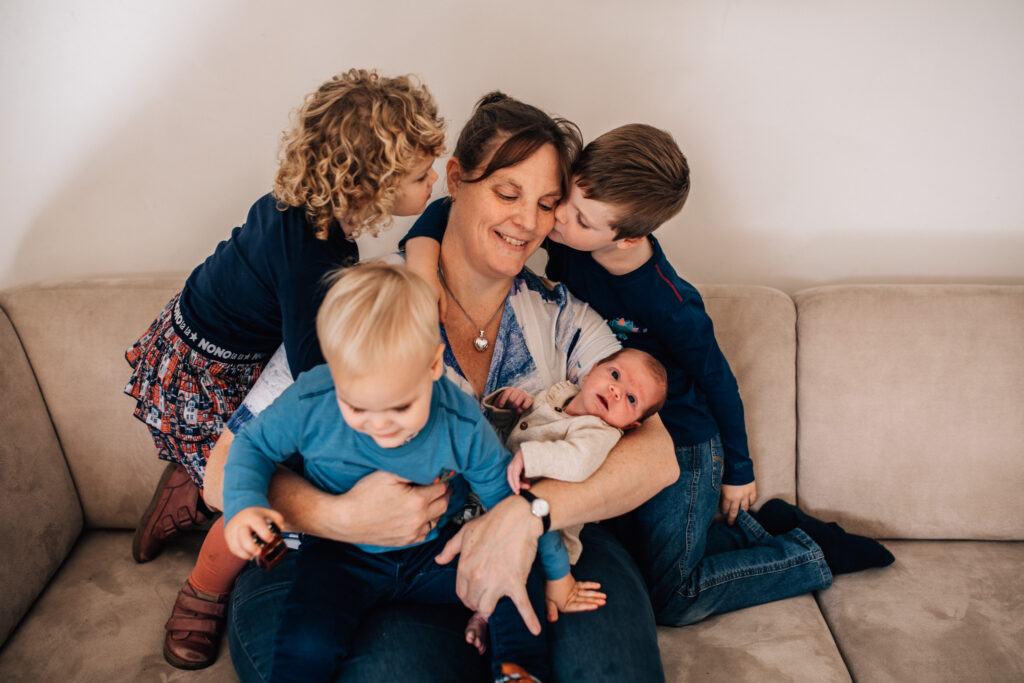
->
[[473, 335, 489, 352]]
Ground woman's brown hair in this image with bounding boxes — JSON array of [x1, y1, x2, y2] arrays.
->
[[452, 92, 581, 199]]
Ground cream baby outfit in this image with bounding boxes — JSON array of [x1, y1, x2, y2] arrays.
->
[[485, 380, 623, 564]]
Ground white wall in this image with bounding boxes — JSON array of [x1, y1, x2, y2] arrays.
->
[[3, 0, 1022, 292]]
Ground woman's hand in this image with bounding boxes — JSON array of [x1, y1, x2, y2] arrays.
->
[[434, 496, 544, 635], [224, 506, 284, 560], [324, 471, 451, 547], [720, 481, 758, 525]]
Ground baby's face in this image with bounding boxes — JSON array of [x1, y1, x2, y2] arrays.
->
[[575, 351, 660, 430], [332, 349, 442, 448]]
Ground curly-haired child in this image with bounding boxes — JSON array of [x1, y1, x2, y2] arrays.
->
[[122, 68, 445, 669]]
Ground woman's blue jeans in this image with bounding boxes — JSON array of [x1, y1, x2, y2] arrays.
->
[[606, 435, 833, 626], [270, 524, 548, 682], [228, 523, 665, 682]]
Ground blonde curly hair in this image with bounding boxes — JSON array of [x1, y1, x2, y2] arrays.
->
[[273, 69, 446, 240]]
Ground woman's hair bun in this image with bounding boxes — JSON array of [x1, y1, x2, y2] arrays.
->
[[477, 91, 509, 107]]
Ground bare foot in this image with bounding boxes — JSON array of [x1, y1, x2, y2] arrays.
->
[[464, 612, 488, 655]]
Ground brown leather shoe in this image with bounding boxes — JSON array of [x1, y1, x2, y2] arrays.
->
[[163, 579, 228, 670], [133, 463, 213, 563]]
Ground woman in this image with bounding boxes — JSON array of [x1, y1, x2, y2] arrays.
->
[[206, 93, 678, 681]]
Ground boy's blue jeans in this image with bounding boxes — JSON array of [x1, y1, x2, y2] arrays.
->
[[607, 435, 833, 626], [269, 522, 549, 682]]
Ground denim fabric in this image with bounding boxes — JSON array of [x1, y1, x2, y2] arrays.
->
[[608, 435, 833, 626], [266, 523, 548, 682], [228, 522, 664, 682]]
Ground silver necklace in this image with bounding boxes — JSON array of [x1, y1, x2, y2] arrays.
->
[[438, 268, 504, 352]]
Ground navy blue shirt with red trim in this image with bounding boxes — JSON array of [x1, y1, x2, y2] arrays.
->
[[545, 236, 752, 485], [177, 193, 358, 376], [404, 198, 753, 485]]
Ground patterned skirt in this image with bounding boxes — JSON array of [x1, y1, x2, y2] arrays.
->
[[124, 294, 267, 487]]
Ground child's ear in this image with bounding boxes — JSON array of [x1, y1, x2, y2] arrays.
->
[[445, 158, 462, 199], [624, 420, 642, 431], [616, 236, 645, 250], [430, 343, 446, 380]]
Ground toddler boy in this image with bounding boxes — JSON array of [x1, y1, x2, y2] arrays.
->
[[222, 263, 567, 683]]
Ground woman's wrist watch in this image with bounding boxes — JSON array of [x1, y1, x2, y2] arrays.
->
[[519, 490, 550, 533]]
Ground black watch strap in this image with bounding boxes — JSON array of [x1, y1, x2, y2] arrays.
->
[[519, 490, 551, 533]]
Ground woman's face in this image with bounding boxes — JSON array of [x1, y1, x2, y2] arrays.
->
[[445, 143, 562, 279]]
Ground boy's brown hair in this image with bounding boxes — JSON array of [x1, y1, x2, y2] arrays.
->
[[573, 123, 690, 240]]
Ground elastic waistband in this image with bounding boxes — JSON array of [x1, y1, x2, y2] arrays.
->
[[171, 298, 272, 363]]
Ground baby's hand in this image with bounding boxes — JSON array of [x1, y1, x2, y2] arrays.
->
[[224, 506, 285, 560], [720, 481, 758, 525], [494, 387, 533, 413], [506, 450, 530, 494], [544, 574, 606, 623]]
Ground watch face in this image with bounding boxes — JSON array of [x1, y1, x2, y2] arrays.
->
[[531, 498, 550, 517]]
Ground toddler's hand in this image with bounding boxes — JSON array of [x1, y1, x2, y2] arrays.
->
[[494, 387, 533, 413], [224, 506, 285, 560], [506, 450, 529, 494], [544, 574, 606, 623], [720, 481, 758, 525]]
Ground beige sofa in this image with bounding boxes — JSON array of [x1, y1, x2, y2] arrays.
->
[[1, 276, 1022, 682]]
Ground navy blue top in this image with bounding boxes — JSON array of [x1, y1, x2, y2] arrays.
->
[[405, 198, 753, 485], [176, 193, 358, 376]]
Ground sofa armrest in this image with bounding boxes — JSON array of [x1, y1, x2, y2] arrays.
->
[[0, 305, 82, 645]]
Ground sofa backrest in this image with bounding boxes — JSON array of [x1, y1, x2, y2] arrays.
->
[[699, 285, 797, 505], [0, 277, 803, 532], [0, 305, 83, 643], [794, 285, 1024, 540], [0, 277, 185, 529]]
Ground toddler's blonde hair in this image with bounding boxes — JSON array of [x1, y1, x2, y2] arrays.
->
[[317, 263, 441, 377], [274, 69, 446, 240]]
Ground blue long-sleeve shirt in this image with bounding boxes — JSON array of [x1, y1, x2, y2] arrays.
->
[[223, 364, 570, 577], [405, 198, 753, 485]]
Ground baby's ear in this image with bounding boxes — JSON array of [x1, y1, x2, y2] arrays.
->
[[623, 420, 642, 431]]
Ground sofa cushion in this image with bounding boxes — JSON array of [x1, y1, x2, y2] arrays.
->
[[658, 594, 851, 682], [0, 277, 185, 528], [794, 285, 1024, 539], [0, 306, 83, 644], [699, 285, 797, 504], [0, 531, 233, 682], [817, 540, 1024, 682]]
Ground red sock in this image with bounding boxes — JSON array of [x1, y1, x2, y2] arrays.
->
[[188, 518, 246, 596]]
